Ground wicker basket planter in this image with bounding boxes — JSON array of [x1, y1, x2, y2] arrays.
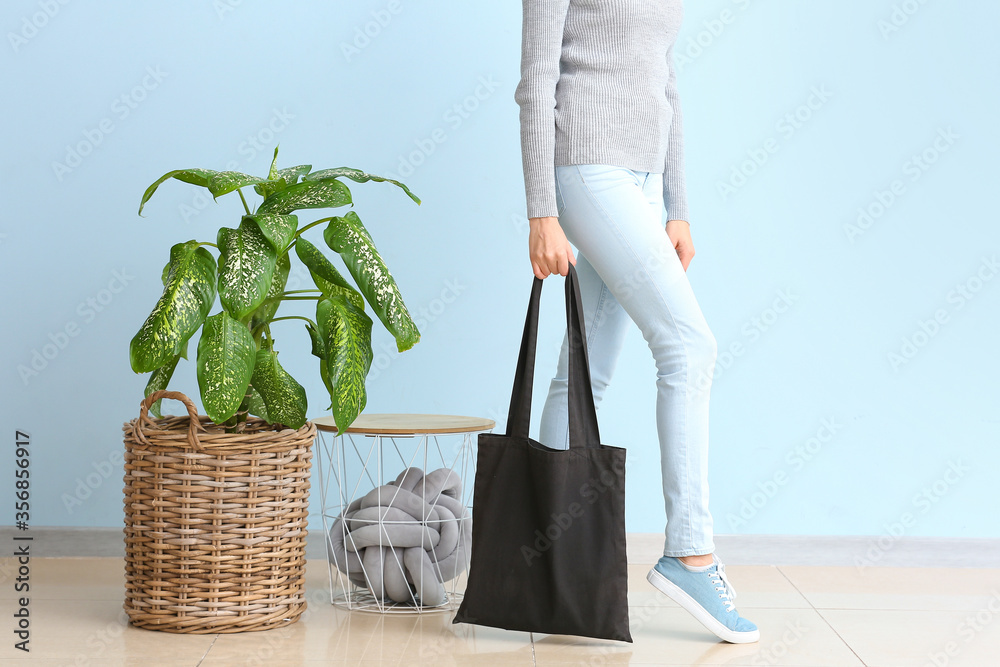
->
[[121, 390, 315, 633]]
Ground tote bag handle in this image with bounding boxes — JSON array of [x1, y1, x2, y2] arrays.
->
[[505, 263, 601, 449]]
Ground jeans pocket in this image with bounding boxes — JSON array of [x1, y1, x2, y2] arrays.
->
[[576, 164, 646, 193]]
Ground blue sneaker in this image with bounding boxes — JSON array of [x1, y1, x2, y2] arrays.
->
[[647, 554, 760, 643]]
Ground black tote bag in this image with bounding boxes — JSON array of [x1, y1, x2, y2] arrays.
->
[[454, 264, 631, 642]]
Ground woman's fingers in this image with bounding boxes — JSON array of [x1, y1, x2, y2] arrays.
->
[[665, 219, 694, 272], [529, 216, 575, 278], [555, 251, 569, 277], [565, 245, 577, 268], [676, 244, 694, 272]]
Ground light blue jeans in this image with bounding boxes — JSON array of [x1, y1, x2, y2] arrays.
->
[[538, 164, 718, 558]]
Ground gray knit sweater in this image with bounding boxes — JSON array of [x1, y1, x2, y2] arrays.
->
[[515, 0, 688, 221]]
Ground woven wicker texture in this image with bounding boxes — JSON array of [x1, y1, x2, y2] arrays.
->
[[122, 390, 315, 633]]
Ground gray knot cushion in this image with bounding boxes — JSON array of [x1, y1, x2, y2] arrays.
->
[[328, 466, 472, 606]]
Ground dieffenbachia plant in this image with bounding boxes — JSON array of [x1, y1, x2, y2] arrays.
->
[[129, 147, 421, 432]]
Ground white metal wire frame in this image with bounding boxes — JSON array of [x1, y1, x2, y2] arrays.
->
[[317, 427, 486, 614]]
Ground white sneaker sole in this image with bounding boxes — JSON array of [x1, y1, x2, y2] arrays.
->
[[646, 567, 760, 644]]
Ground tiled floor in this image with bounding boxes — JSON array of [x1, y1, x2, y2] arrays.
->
[[1, 558, 998, 666]]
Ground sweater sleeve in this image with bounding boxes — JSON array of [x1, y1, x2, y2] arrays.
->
[[514, 0, 571, 220], [662, 42, 690, 222]]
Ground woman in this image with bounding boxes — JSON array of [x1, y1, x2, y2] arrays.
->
[[515, 0, 759, 644]]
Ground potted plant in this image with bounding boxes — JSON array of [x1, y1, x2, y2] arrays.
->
[[121, 147, 421, 633], [129, 146, 421, 431]]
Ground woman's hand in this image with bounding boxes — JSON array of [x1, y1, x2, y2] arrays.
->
[[666, 219, 695, 272], [529, 216, 576, 278]]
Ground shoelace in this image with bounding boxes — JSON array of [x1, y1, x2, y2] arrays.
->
[[708, 560, 738, 612]]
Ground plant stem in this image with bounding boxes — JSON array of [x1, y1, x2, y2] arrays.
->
[[238, 188, 251, 215], [254, 292, 323, 313], [226, 385, 254, 433], [282, 289, 322, 295], [251, 315, 316, 338], [295, 217, 335, 238], [198, 242, 219, 249]]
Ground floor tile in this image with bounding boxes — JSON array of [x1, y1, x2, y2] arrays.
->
[[532, 606, 864, 666], [7, 555, 1000, 665], [0, 599, 215, 662], [0, 557, 124, 601], [779, 565, 1000, 610], [821, 608, 1000, 667], [0, 661, 200, 666], [200, 662, 392, 667], [397, 613, 535, 666], [204, 592, 534, 666]]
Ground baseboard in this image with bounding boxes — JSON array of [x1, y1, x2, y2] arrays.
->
[[2, 527, 997, 568], [628, 533, 1000, 568]]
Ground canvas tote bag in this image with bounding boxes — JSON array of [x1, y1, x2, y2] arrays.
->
[[454, 264, 631, 642]]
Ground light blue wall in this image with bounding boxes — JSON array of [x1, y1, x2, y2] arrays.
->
[[2, 1, 997, 541]]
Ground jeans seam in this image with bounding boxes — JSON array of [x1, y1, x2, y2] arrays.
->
[[574, 165, 699, 554], [662, 543, 715, 558], [575, 167, 693, 391]]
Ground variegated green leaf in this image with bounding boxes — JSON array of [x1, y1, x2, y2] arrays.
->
[[177, 335, 189, 361], [249, 251, 291, 331], [318, 358, 333, 410], [196, 312, 256, 424], [250, 348, 308, 429], [294, 237, 364, 310], [143, 353, 180, 419], [316, 295, 373, 431], [217, 219, 277, 320], [157, 261, 198, 358], [257, 147, 283, 199], [267, 146, 280, 180], [208, 171, 269, 198], [257, 177, 352, 215], [130, 241, 217, 373], [324, 212, 420, 352], [255, 164, 312, 199], [246, 385, 270, 421], [304, 167, 421, 205], [305, 321, 325, 359], [139, 168, 217, 214], [156, 266, 193, 365], [310, 272, 359, 307], [277, 164, 311, 184], [244, 213, 298, 252]]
